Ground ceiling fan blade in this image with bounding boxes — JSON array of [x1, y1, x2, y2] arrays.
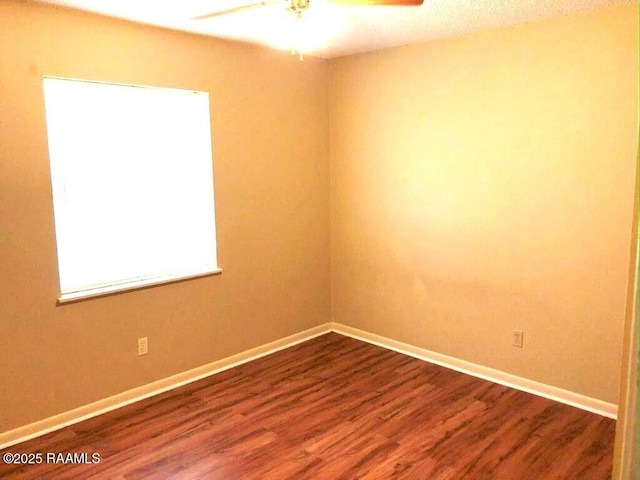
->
[[193, 1, 272, 20], [328, 0, 423, 5]]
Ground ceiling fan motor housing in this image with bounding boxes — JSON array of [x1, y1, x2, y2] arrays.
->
[[289, 0, 310, 14]]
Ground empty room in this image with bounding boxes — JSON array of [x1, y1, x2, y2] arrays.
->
[[0, 0, 637, 478]]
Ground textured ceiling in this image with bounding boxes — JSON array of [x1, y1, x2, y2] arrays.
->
[[32, 0, 633, 58]]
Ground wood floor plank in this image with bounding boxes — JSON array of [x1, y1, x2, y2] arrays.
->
[[0, 333, 616, 479]]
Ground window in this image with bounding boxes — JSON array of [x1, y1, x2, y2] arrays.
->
[[43, 77, 220, 303]]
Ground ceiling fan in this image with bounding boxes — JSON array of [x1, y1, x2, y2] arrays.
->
[[193, 0, 424, 21], [192, 0, 423, 59]]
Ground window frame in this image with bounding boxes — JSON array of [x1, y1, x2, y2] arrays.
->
[[43, 76, 222, 304]]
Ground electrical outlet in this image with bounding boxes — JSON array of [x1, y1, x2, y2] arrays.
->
[[512, 330, 523, 348], [138, 337, 148, 356]]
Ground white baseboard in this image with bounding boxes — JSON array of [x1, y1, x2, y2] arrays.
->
[[1, 321, 617, 450], [0, 324, 332, 450], [329, 322, 618, 419]]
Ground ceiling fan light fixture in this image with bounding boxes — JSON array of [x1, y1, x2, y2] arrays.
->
[[265, 0, 339, 60], [289, 1, 312, 60]]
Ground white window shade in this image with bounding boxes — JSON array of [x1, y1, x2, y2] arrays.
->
[[43, 77, 220, 302]]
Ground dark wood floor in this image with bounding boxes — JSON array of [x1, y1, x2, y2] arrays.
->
[[0, 333, 616, 479]]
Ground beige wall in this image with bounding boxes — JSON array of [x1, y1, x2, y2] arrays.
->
[[0, 1, 330, 431], [329, 4, 638, 403]]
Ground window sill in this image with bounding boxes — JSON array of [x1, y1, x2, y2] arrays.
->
[[57, 267, 223, 305]]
